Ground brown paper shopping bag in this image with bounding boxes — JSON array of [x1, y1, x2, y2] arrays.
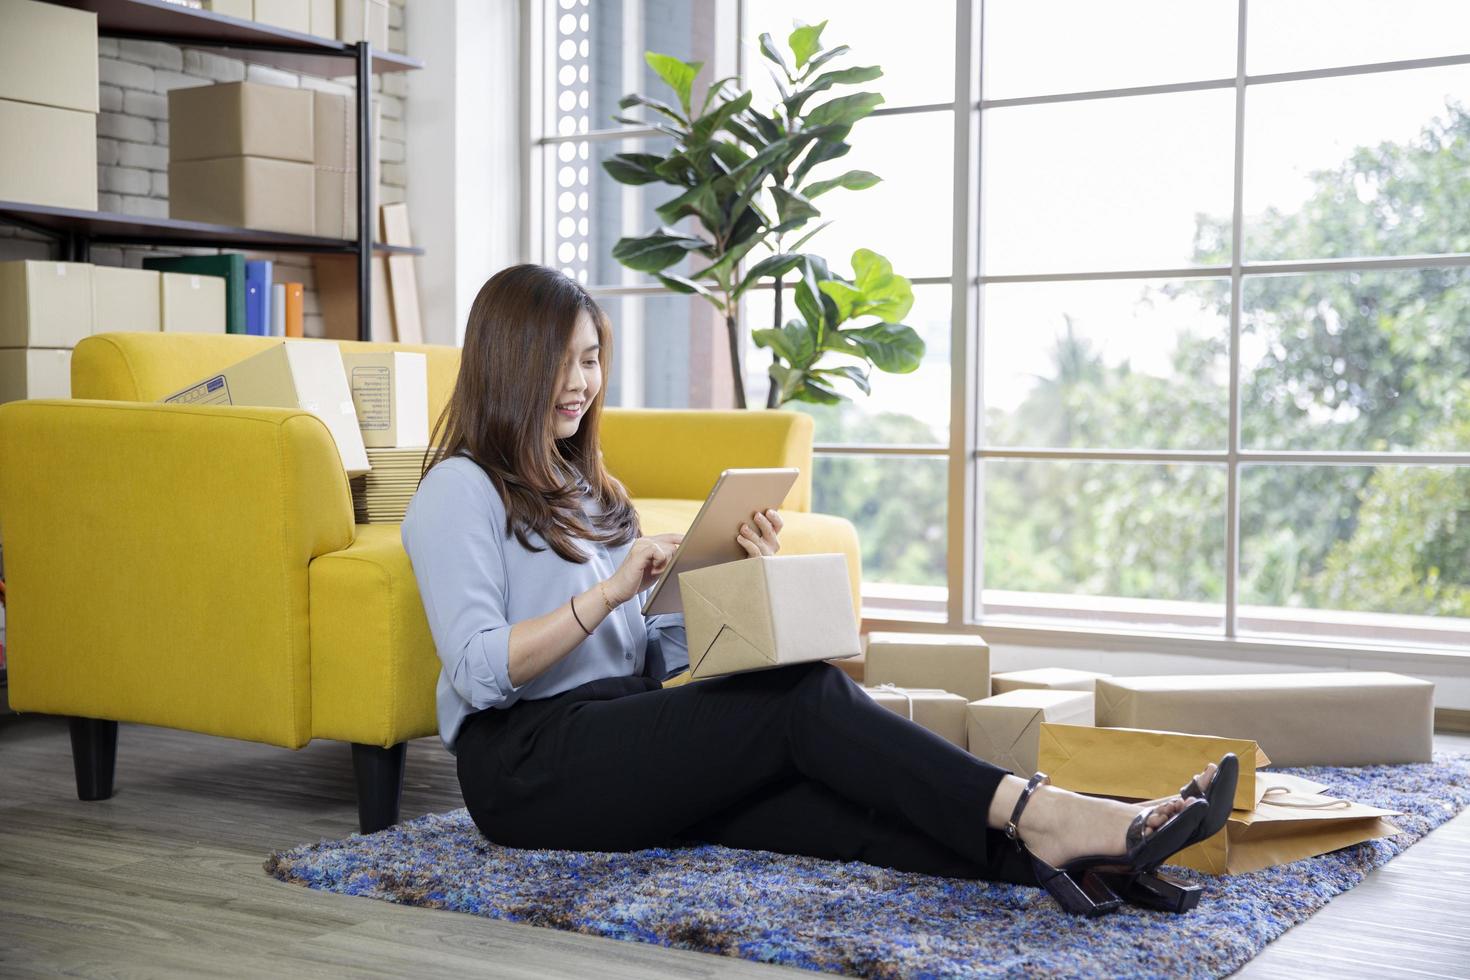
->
[[1037, 724, 1270, 812]]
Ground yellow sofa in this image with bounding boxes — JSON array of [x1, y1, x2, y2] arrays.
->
[[0, 332, 861, 832]]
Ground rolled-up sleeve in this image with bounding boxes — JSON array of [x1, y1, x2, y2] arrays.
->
[[642, 608, 690, 681], [402, 466, 524, 710]]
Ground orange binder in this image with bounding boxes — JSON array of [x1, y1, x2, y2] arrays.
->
[[284, 281, 304, 338]]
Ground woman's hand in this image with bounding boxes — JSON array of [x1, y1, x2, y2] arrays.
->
[[604, 532, 683, 605], [736, 508, 783, 558]]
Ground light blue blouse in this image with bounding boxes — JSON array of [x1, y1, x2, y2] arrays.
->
[[400, 454, 689, 752]]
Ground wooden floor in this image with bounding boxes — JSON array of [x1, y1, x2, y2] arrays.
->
[[0, 714, 1466, 979]]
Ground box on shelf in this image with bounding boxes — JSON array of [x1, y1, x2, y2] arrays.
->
[[966, 689, 1094, 775], [339, 0, 389, 50], [161, 340, 370, 476], [313, 253, 393, 341], [202, 0, 252, 18], [0, 261, 93, 349], [160, 272, 227, 334], [681, 554, 860, 680], [1095, 672, 1435, 767], [992, 667, 1112, 694], [312, 92, 380, 238], [340, 351, 428, 448], [1038, 723, 1269, 813], [91, 267, 161, 334], [310, 0, 337, 39], [168, 81, 314, 165], [864, 632, 990, 703], [0, 347, 71, 403], [252, 0, 310, 33], [169, 156, 316, 235], [0, 0, 99, 114], [863, 686, 968, 748], [0, 99, 97, 211]]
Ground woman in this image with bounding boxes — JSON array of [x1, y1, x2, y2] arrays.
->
[[401, 265, 1228, 915]]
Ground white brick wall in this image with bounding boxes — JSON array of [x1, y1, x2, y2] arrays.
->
[[1, 0, 411, 342]]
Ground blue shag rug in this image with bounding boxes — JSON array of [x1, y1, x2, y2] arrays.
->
[[266, 754, 1470, 978]]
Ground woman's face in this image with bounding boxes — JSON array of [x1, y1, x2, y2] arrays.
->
[[552, 310, 602, 439]]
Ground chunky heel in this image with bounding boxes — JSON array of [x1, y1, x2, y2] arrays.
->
[[1099, 869, 1203, 914], [1035, 866, 1122, 917]]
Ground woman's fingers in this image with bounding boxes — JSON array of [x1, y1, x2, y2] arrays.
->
[[753, 510, 780, 554], [736, 525, 761, 557]]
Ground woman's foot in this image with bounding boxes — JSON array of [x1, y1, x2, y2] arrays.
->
[[988, 767, 1213, 870], [1138, 762, 1219, 809]]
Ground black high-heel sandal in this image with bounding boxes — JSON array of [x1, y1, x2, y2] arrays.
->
[[1097, 753, 1240, 914], [1004, 771, 1208, 917]]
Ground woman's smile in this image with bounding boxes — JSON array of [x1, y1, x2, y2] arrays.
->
[[555, 401, 584, 418]]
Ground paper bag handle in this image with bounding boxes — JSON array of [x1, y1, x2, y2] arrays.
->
[[1262, 785, 1352, 809]]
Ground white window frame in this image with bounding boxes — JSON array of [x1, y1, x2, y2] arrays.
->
[[528, 0, 1470, 671]]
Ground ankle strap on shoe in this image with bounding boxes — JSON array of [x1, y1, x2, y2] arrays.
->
[[1004, 771, 1050, 843]]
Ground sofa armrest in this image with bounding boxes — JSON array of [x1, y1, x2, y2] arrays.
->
[[600, 408, 815, 512], [0, 399, 354, 748]]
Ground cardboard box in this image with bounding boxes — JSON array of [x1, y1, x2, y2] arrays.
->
[[160, 272, 226, 334], [1095, 672, 1435, 767], [252, 0, 310, 33], [312, 92, 379, 238], [681, 554, 861, 679], [0, 347, 70, 403], [310, 0, 337, 39], [312, 252, 392, 341], [338, 0, 388, 49], [91, 267, 161, 333], [169, 156, 316, 235], [340, 351, 428, 447], [0, 261, 93, 349], [0, 0, 99, 114], [863, 686, 968, 748], [161, 340, 370, 476], [0, 99, 98, 211], [992, 667, 1112, 694], [168, 82, 314, 164], [1039, 723, 1270, 813], [203, 0, 252, 17], [864, 632, 990, 702], [967, 690, 1093, 774]]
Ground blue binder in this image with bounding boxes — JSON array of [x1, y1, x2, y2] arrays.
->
[[245, 260, 273, 336]]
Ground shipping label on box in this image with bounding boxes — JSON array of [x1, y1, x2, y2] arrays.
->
[[0, 260, 93, 349], [161, 273, 227, 334], [341, 351, 428, 448], [864, 631, 991, 702], [168, 82, 315, 164], [0, 347, 71, 403], [92, 267, 162, 334], [0, 99, 98, 212], [0, 0, 99, 114], [161, 340, 370, 476]]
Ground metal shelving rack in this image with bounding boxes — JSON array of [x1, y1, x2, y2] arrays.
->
[[0, 0, 425, 342]]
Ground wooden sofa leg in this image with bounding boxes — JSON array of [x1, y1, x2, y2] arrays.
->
[[351, 742, 406, 834], [68, 717, 118, 801]]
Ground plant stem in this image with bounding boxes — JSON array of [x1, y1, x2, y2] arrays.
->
[[724, 298, 746, 409], [767, 276, 783, 408]]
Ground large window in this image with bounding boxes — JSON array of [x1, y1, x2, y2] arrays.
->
[[533, 0, 1470, 652]]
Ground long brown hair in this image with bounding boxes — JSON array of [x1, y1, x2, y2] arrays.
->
[[421, 264, 639, 562]]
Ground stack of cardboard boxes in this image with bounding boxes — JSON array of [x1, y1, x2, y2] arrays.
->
[[202, 0, 386, 48], [0, 0, 98, 211]]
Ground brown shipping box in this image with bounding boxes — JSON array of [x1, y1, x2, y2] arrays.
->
[[169, 157, 316, 235], [202, 0, 252, 18], [313, 92, 380, 239], [0, 261, 93, 349], [0, 347, 71, 403], [966, 689, 1094, 775], [161, 340, 370, 476], [0, 100, 97, 211], [160, 273, 226, 334], [1038, 723, 1270, 813], [864, 686, 968, 748], [92, 267, 161, 333], [168, 82, 314, 164], [864, 632, 991, 702], [0, 0, 99, 114], [339, 0, 389, 49], [1095, 672, 1435, 767], [310, 0, 337, 39], [312, 253, 392, 341], [252, 0, 311, 33], [340, 351, 429, 448], [991, 667, 1112, 694], [681, 554, 861, 680]]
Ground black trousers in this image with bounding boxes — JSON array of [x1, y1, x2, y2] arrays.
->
[[455, 661, 1038, 884]]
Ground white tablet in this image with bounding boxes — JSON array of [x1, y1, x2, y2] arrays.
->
[[640, 467, 800, 617]]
